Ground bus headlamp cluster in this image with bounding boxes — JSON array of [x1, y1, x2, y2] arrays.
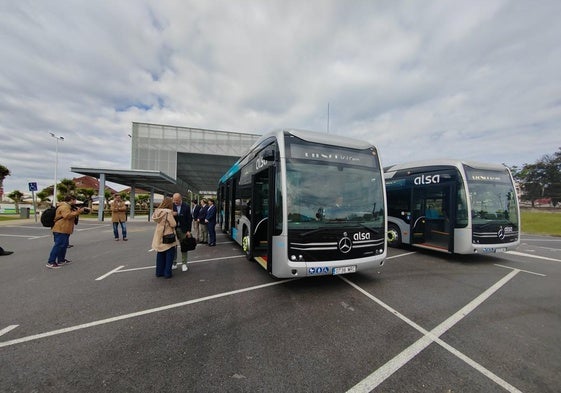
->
[[290, 254, 304, 261]]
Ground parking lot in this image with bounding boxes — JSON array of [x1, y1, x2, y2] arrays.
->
[[1, 218, 560, 392]]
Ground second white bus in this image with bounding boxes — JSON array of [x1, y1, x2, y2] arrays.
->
[[384, 159, 520, 254]]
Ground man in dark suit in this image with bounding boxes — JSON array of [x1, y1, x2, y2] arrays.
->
[[205, 198, 217, 246], [172, 193, 193, 271]]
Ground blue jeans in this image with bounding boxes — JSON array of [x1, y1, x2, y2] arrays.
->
[[49, 232, 70, 263], [156, 247, 176, 278], [113, 221, 127, 239]]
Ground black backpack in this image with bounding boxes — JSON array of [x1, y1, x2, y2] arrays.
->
[[41, 206, 58, 227]]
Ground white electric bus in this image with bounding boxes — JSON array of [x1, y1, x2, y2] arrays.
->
[[384, 160, 520, 254], [217, 129, 386, 278]]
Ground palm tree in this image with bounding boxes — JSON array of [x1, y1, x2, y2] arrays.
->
[[77, 188, 95, 209], [36, 191, 51, 207], [8, 190, 24, 212], [58, 178, 76, 198], [0, 164, 10, 200], [104, 189, 112, 210]]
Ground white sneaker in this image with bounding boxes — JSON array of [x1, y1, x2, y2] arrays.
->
[[182, 264, 188, 272], [172, 263, 178, 270]]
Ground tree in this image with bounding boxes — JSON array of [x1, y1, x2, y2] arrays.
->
[[0, 164, 10, 188], [136, 194, 150, 209], [58, 178, 76, 198], [100, 189, 109, 210], [8, 190, 24, 212], [516, 147, 561, 207], [36, 190, 50, 204], [76, 188, 95, 209], [0, 164, 10, 200]]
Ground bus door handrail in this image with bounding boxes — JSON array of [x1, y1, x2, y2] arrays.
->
[[254, 217, 268, 235], [412, 216, 426, 230]]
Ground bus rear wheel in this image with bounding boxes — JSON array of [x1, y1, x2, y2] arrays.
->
[[387, 224, 402, 247]]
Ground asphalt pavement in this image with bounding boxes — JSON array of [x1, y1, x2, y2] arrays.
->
[[1, 218, 560, 392]]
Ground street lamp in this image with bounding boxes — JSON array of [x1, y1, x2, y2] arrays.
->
[[49, 132, 64, 205]]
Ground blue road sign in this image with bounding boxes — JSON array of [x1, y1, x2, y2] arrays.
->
[[28, 182, 38, 192]]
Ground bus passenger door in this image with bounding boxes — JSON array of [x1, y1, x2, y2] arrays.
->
[[411, 184, 454, 252], [251, 166, 275, 272]]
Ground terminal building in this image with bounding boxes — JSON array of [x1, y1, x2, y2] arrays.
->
[[71, 122, 260, 219]]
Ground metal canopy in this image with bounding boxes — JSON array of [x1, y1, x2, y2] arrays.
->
[[71, 152, 239, 196], [70, 167, 181, 195]]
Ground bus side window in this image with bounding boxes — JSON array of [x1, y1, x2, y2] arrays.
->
[[426, 206, 439, 218]]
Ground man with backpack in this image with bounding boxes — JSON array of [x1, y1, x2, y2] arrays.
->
[[46, 195, 86, 269]]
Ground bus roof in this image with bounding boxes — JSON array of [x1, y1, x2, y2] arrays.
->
[[243, 129, 375, 152], [220, 129, 376, 183], [384, 159, 509, 176]]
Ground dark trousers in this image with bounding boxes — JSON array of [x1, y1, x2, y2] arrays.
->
[[156, 247, 176, 278], [207, 221, 216, 245]]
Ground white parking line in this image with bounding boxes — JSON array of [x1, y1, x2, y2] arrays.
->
[[95, 265, 125, 280], [0, 233, 45, 239], [520, 237, 561, 242], [0, 279, 293, 349], [506, 250, 561, 263], [343, 268, 524, 393], [386, 251, 417, 260], [0, 325, 18, 337], [95, 255, 247, 279]]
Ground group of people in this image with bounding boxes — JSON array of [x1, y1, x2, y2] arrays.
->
[[44, 192, 218, 278], [46, 194, 128, 269], [151, 193, 217, 278]]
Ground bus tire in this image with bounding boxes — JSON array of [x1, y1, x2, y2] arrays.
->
[[387, 224, 402, 247], [242, 227, 253, 261]]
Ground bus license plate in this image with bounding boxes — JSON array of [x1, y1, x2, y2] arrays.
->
[[333, 265, 356, 275], [482, 247, 507, 253]]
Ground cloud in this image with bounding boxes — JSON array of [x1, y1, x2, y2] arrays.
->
[[1, 0, 560, 195]]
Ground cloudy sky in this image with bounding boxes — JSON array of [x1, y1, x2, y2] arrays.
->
[[1, 0, 560, 195]]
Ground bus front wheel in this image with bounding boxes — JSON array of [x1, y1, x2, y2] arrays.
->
[[387, 224, 402, 247], [242, 228, 253, 261]]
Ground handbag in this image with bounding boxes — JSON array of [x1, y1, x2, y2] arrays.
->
[[180, 236, 197, 252], [162, 215, 176, 244]]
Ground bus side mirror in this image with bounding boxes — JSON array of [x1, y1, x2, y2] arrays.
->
[[263, 149, 275, 161]]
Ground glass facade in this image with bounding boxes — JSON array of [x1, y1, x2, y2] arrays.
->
[[131, 122, 260, 192]]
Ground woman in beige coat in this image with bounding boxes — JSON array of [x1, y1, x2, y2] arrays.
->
[[111, 194, 128, 241], [152, 197, 178, 278]]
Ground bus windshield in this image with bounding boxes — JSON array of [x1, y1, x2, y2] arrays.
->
[[286, 160, 384, 231], [464, 167, 519, 226]]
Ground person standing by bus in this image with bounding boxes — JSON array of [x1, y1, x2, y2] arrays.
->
[[191, 199, 200, 242], [197, 199, 209, 244], [172, 193, 192, 272], [111, 194, 128, 241], [205, 198, 217, 246], [151, 197, 177, 278]]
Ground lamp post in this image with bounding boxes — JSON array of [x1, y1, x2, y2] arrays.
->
[[49, 132, 64, 206]]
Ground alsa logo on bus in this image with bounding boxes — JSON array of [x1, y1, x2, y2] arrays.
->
[[354, 232, 370, 240], [414, 174, 441, 185]]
